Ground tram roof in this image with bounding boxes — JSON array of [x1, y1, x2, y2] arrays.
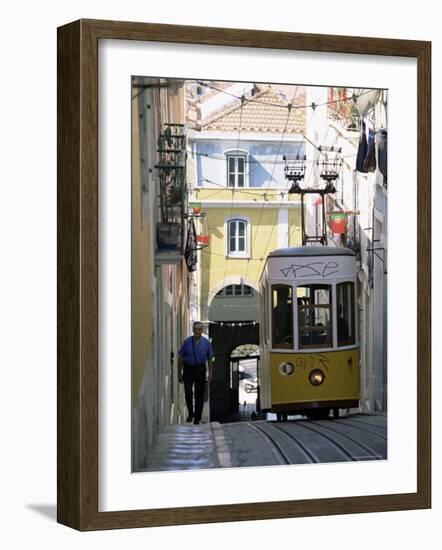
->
[[268, 246, 356, 258]]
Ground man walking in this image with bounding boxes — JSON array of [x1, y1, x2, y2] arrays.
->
[[178, 322, 213, 425]]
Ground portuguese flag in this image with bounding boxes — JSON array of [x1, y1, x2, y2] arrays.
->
[[329, 211, 347, 233]]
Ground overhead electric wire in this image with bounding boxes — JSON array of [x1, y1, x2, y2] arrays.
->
[[190, 150, 357, 165], [242, 87, 301, 288], [255, 158, 315, 276], [200, 177, 291, 200], [213, 85, 247, 328], [190, 82, 361, 330], [256, 130, 344, 273], [199, 127, 343, 299], [249, 101, 296, 242], [192, 80, 378, 111], [198, 86, 302, 313]]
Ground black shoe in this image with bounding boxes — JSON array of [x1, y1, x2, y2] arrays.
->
[[187, 415, 194, 422], [193, 419, 200, 425]]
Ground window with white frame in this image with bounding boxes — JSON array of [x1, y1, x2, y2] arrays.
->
[[227, 218, 249, 256], [226, 153, 247, 187]]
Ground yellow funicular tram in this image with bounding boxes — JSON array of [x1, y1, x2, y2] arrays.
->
[[258, 246, 359, 420]]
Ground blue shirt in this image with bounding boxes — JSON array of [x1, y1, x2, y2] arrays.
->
[[179, 336, 213, 366]]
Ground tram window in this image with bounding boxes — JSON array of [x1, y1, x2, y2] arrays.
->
[[297, 285, 332, 349], [216, 284, 253, 297], [337, 282, 355, 346], [271, 285, 293, 349]]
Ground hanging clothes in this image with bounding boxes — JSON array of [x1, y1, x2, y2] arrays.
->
[[363, 128, 377, 172], [376, 129, 388, 186], [184, 218, 197, 272], [356, 117, 368, 173]]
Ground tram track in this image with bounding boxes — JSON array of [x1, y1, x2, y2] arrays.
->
[[249, 413, 386, 464], [246, 421, 326, 464], [344, 415, 387, 428], [335, 417, 387, 441], [242, 415, 387, 466], [246, 422, 292, 465], [267, 423, 320, 463], [294, 421, 358, 461], [247, 421, 365, 465], [339, 415, 386, 431], [297, 420, 383, 460]]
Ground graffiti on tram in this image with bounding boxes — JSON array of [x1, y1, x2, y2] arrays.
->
[[280, 261, 340, 279], [294, 353, 330, 372]]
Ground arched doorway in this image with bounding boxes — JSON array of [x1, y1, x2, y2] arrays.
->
[[208, 283, 260, 422]]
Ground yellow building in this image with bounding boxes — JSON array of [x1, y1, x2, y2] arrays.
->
[[187, 82, 305, 419]]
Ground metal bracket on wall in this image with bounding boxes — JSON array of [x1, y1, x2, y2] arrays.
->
[[366, 246, 387, 275]]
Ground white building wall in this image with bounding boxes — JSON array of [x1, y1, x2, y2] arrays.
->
[[303, 87, 388, 413], [305, 87, 328, 240]]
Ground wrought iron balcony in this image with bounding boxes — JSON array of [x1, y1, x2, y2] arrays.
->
[[155, 124, 188, 256]]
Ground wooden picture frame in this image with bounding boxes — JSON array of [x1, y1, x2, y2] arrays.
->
[[57, 19, 431, 530]]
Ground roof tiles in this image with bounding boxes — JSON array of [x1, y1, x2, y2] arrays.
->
[[201, 85, 306, 134]]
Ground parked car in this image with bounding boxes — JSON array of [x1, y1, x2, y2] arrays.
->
[[244, 378, 258, 393]]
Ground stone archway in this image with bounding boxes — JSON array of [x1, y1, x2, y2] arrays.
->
[[200, 276, 260, 322], [208, 283, 261, 422]]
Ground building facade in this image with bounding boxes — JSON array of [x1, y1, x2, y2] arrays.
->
[[187, 82, 305, 419], [304, 85, 388, 413], [131, 77, 190, 470]]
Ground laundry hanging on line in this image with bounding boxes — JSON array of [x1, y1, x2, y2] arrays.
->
[[356, 117, 368, 173], [356, 117, 385, 176], [363, 128, 377, 172]]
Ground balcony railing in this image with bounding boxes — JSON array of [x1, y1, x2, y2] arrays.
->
[[155, 124, 187, 253]]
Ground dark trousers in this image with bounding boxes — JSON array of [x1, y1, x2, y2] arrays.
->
[[183, 364, 206, 421]]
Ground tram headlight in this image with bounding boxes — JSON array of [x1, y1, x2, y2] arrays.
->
[[309, 369, 325, 386], [279, 362, 294, 376]]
